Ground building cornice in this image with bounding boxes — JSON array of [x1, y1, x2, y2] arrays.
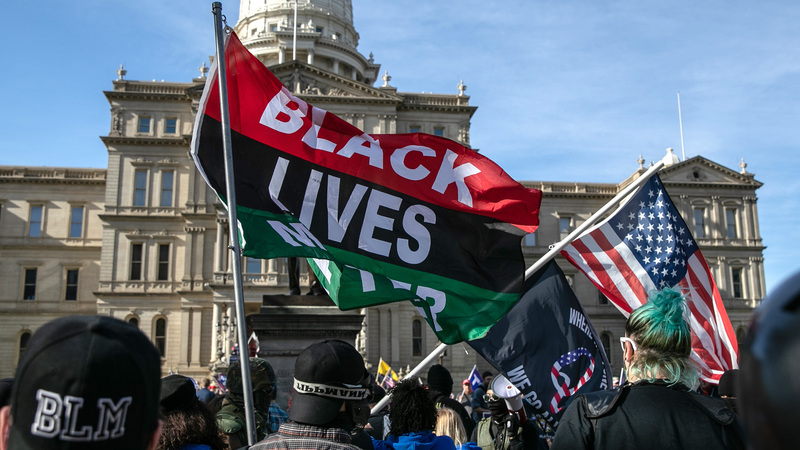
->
[[0, 166, 106, 185], [101, 136, 191, 147]]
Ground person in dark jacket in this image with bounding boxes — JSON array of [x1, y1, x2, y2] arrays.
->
[[551, 288, 745, 450], [426, 364, 475, 438], [471, 372, 493, 424]]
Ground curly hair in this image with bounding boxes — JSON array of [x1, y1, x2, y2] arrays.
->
[[388, 378, 438, 436], [625, 288, 698, 389], [157, 400, 227, 450]]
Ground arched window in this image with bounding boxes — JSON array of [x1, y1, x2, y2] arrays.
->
[[154, 318, 167, 357], [412, 319, 423, 357], [18, 331, 31, 363], [601, 332, 612, 365], [128, 316, 139, 328]]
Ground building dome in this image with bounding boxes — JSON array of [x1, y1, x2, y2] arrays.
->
[[234, 0, 379, 85]]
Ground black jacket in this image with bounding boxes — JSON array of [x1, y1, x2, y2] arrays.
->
[[550, 380, 745, 450], [429, 390, 476, 438]]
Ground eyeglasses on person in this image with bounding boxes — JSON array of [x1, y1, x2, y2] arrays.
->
[[619, 336, 637, 352]]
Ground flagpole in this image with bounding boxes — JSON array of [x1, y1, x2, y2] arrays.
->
[[211, 3, 258, 446], [292, 0, 298, 61], [677, 92, 686, 161], [371, 342, 448, 414], [524, 161, 665, 280]]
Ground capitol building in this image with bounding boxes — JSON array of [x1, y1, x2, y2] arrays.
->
[[0, 0, 764, 396]]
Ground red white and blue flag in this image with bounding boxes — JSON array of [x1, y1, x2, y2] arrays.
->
[[467, 365, 482, 391], [561, 173, 738, 384]]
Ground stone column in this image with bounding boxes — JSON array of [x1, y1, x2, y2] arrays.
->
[[390, 306, 400, 362], [210, 303, 221, 364], [180, 308, 191, 367], [183, 228, 195, 284], [191, 308, 203, 368], [214, 218, 225, 273]]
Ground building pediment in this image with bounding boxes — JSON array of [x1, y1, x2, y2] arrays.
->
[[659, 155, 762, 188], [269, 61, 401, 102]]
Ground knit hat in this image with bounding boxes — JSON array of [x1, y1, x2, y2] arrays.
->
[[289, 340, 372, 425], [160, 375, 198, 413], [426, 364, 453, 396], [8, 315, 161, 450]]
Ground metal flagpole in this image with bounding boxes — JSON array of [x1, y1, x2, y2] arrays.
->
[[211, 3, 258, 446], [677, 91, 686, 161], [292, 1, 298, 61], [524, 160, 666, 280], [371, 342, 448, 414]]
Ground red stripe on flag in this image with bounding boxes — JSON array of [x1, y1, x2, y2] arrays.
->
[[566, 238, 634, 315], [683, 258, 737, 375], [590, 228, 650, 305]]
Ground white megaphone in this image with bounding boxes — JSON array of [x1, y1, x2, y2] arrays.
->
[[491, 374, 527, 424]]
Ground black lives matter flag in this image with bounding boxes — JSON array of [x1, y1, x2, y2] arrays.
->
[[191, 33, 541, 344], [468, 261, 612, 429]]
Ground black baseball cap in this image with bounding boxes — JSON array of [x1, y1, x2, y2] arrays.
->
[[8, 315, 162, 450], [289, 340, 372, 425]]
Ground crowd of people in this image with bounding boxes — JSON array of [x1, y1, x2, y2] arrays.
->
[[1, 275, 799, 449]]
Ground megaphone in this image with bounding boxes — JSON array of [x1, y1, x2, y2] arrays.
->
[[491, 374, 526, 424]]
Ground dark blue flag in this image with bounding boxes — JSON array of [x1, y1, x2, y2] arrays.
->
[[467, 261, 611, 429]]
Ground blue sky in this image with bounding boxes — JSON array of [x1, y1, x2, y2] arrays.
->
[[1, 1, 798, 292]]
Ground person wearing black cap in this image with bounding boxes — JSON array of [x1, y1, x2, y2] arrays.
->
[[0, 315, 163, 450], [250, 339, 374, 450], [426, 365, 475, 438], [739, 270, 800, 449], [158, 375, 226, 450]]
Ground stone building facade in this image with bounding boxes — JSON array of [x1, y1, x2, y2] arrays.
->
[[0, 0, 765, 389]]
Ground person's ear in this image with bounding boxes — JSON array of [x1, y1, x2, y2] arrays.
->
[[145, 419, 163, 450], [623, 343, 635, 363], [0, 406, 11, 450]]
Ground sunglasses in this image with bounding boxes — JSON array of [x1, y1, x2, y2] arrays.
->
[[483, 393, 499, 403], [619, 336, 637, 352]]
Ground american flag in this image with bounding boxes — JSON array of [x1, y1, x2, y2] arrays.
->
[[561, 173, 738, 383]]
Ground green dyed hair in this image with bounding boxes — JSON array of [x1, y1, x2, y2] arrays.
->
[[625, 288, 698, 389]]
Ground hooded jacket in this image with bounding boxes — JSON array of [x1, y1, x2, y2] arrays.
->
[[376, 431, 455, 450]]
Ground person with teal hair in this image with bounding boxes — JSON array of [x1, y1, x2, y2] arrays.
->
[[551, 288, 745, 449]]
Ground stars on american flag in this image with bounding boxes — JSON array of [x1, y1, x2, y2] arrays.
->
[[614, 177, 696, 288]]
